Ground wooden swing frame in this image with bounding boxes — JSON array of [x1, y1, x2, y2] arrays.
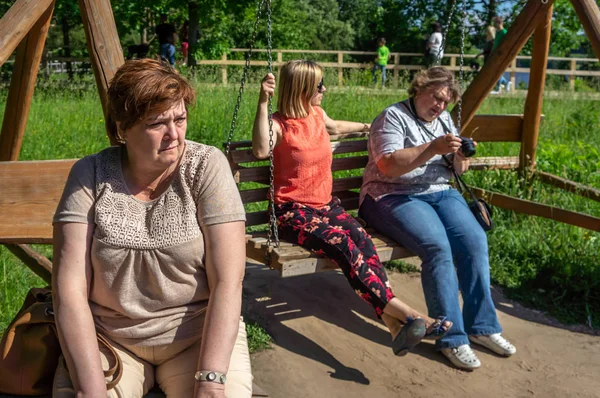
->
[[1, 0, 600, 282]]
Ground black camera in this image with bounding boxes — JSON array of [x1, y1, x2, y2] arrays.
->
[[460, 137, 476, 157]]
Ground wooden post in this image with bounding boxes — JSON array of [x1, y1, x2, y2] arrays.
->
[[569, 59, 577, 91], [78, 0, 124, 146], [5, 244, 52, 283], [393, 53, 399, 88], [337, 52, 343, 86], [510, 58, 517, 90], [570, 0, 600, 60], [277, 51, 282, 76], [450, 55, 456, 68], [0, 2, 54, 161], [452, 0, 555, 131], [221, 53, 228, 84], [0, 0, 54, 67], [519, 5, 552, 174]]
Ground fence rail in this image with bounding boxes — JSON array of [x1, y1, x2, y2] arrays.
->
[[207, 49, 600, 91], [4, 49, 599, 91]]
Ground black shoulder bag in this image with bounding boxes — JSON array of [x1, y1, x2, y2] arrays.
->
[[403, 99, 494, 232]]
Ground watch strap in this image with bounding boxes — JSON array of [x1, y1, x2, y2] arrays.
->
[[194, 370, 227, 384]]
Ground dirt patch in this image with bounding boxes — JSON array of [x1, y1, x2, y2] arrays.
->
[[244, 262, 600, 398]]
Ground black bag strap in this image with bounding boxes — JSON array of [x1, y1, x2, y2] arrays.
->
[[401, 98, 480, 204]]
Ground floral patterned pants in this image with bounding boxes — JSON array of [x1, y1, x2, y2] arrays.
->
[[275, 197, 395, 317]]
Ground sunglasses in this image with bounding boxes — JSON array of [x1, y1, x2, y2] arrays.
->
[[317, 78, 325, 93]]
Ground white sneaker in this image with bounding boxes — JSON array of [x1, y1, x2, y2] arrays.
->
[[469, 333, 516, 356], [506, 82, 512, 92], [490, 90, 500, 95], [441, 344, 481, 370]]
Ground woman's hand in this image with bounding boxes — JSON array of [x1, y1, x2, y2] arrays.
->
[[194, 381, 226, 398], [259, 73, 276, 103], [454, 140, 477, 175], [430, 134, 462, 155]]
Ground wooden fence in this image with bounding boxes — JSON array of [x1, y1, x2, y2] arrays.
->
[[4, 48, 599, 91], [197, 48, 600, 91]]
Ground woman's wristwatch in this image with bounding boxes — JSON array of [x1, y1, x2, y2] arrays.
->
[[195, 370, 227, 384]]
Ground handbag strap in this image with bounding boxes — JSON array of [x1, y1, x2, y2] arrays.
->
[[97, 333, 123, 390], [401, 99, 481, 204]]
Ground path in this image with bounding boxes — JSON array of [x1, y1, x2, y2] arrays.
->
[[244, 262, 600, 398]]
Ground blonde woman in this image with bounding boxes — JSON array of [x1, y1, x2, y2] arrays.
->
[[252, 60, 452, 357]]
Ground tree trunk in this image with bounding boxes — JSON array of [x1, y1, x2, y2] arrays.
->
[[188, 0, 200, 67], [61, 15, 73, 79], [488, 0, 497, 24]]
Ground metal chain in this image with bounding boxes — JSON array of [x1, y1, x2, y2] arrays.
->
[[457, 0, 467, 135], [224, 0, 267, 156], [265, 0, 280, 250], [436, 0, 458, 63]]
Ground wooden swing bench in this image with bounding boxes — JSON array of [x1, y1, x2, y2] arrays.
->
[[227, 114, 525, 277]]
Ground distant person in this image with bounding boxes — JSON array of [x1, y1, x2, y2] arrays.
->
[[180, 21, 189, 66], [480, 25, 496, 64], [156, 14, 177, 66], [372, 38, 390, 88], [425, 22, 444, 67], [491, 16, 510, 93]]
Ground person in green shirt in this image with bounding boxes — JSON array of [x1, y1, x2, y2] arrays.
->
[[491, 16, 511, 93], [372, 38, 390, 88]]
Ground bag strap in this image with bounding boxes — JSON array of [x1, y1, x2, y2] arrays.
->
[[401, 99, 481, 204], [97, 333, 123, 390]]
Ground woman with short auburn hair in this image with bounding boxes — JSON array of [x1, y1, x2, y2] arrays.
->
[[252, 60, 453, 358], [359, 66, 516, 370], [52, 59, 252, 397]]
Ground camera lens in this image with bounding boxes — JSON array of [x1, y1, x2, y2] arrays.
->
[[460, 137, 476, 158]]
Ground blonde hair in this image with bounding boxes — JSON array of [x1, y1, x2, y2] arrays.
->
[[277, 60, 323, 119], [408, 66, 461, 103], [106, 59, 196, 144], [486, 25, 496, 41]]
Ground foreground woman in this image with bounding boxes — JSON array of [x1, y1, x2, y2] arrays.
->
[[359, 66, 516, 370], [252, 60, 452, 357], [52, 59, 252, 397]]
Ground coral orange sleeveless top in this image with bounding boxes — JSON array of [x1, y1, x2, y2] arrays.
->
[[272, 107, 333, 208]]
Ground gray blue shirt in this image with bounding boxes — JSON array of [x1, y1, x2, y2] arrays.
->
[[359, 100, 458, 205]]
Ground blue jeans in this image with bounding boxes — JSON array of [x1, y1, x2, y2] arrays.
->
[[160, 43, 176, 66], [359, 189, 502, 349], [495, 75, 508, 91], [372, 63, 386, 87]]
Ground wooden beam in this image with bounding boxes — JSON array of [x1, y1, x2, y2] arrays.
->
[[471, 187, 600, 232], [0, 0, 54, 67], [0, 159, 75, 244], [452, 0, 555, 129], [536, 171, 600, 202], [78, 0, 124, 146], [520, 5, 552, 172], [0, 2, 54, 161], [570, 0, 600, 60], [463, 114, 523, 141], [4, 244, 52, 283]]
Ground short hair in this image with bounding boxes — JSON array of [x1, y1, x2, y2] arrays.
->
[[431, 22, 442, 33], [493, 16, 503, 26], [277, 60, 323, 119], [378, 37, 386, 44], [407, 66, 461, 103], [106, 59, 196, 144]]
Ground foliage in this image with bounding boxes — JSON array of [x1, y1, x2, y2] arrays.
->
[[245, 321, 273, 353]]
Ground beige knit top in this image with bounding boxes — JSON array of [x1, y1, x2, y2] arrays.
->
[[53, 141, 246, 346]]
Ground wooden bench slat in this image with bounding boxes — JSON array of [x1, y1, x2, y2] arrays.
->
[[230, 139, 368, 164], [0, 159, 75, 243], [233, 156, 368, 183]]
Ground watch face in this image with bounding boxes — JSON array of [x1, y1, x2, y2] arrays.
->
[[207, 372, 217, 381]]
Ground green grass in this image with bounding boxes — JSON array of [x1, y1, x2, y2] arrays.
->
[[0, 78, 598, 335]]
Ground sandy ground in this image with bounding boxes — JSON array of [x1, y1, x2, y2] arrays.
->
[[243, 262, 600, 398]]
